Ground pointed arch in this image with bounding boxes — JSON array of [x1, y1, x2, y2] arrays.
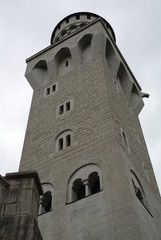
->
[[32, 60, 49, 84], [54, 47, 72, 75], [105, 38, 118, 74], [117, 62, 129, 95], [78, 34, 93, 62]]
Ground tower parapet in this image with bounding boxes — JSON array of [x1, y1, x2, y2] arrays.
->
[[51, 12, 116, 44]]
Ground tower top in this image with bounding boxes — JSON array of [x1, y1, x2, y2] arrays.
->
[[51, 12, 116, 44]]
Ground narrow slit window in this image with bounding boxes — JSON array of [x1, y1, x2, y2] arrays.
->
[[123, 131, 128, 147], [121, 129, 129, 149], [65, 60, 69, 67], [59, 105, 64, 115], [46, 87, 50, 95], [52, 84, 56, 92], [59, 138, 63, 151], [66, 101, 71, 111], [66, 134, 71, 147]]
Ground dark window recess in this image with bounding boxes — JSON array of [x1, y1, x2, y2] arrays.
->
[[122, 130, 128, 148], [91, 178, 100, 194], [46, 87, 50, 95], [76, 14, 80, 20], [65, 60, 69, 67], [59, 105, 64, 115], [87, 14, 91, 19], [42, 191, 52, 212], [52, 84, 56, 92], [66, 17, 69, 23], [59, 138, 63, 150], [89, 172, 100, 195], [66, 134, 71, 147], [73, 179, 85, 200], [66, 101, 71, 111], [134, 185, 143, 201]]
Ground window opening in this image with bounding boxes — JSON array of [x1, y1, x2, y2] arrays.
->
[[45, 82, 58, 97], [66, 134, 71, 147], [87, 14, 91, 19], [66, 18, 69, 23], [61, 29, 67, 37], [39, 191, 52, 215], [59, 138, 63, 150], [59, 105, 64, 115], [65, 60, 69, 67], [91, 178, 100, 194], [52, 84, 56, 92], [66, 101, 71, 111], [132, 179, 143, 202], [73, 179, 85, 200], [46, 87, 50, 95], [42, 191, 52, 212], [56, 131, 73, 152], [67, 164, 102, 203], [76, 14, 80, 20], [123, 131, 128, 146], [89, 172, 100, 195], [121, 129, 129, 150], [57, 100, 72, 116]]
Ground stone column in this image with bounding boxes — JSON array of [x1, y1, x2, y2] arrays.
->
[[83, 179, 91, 197]]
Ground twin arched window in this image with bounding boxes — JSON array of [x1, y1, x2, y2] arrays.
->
[[67, 164, 102, 203], [56, 130, 73, 152]]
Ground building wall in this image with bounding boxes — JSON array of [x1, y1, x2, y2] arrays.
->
[[19, 13, 161, 240], [0, 172, 43, 240]]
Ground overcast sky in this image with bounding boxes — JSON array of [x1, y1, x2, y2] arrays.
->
[[0, 0, 161, 193]]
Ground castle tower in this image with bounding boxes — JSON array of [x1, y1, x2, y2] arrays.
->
[[19, 12, 161, 239]]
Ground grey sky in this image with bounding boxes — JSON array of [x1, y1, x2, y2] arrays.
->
[[0, 0, 161, 193]]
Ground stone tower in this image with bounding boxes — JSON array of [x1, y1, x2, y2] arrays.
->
[[19, 12, 161, 240]]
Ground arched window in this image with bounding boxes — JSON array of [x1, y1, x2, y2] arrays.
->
[[72, 179, 85, 201], [67, 164, 102, 203], [59, 138, 63, 150], [130, 170, 152, 217], [42, 191, 52, 212], [66, 134, 71, 147], [131, 170, 144, 203], [39, 183, 54, 215], [56, 130, 73, 152], [89, 172, 100, 194]]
